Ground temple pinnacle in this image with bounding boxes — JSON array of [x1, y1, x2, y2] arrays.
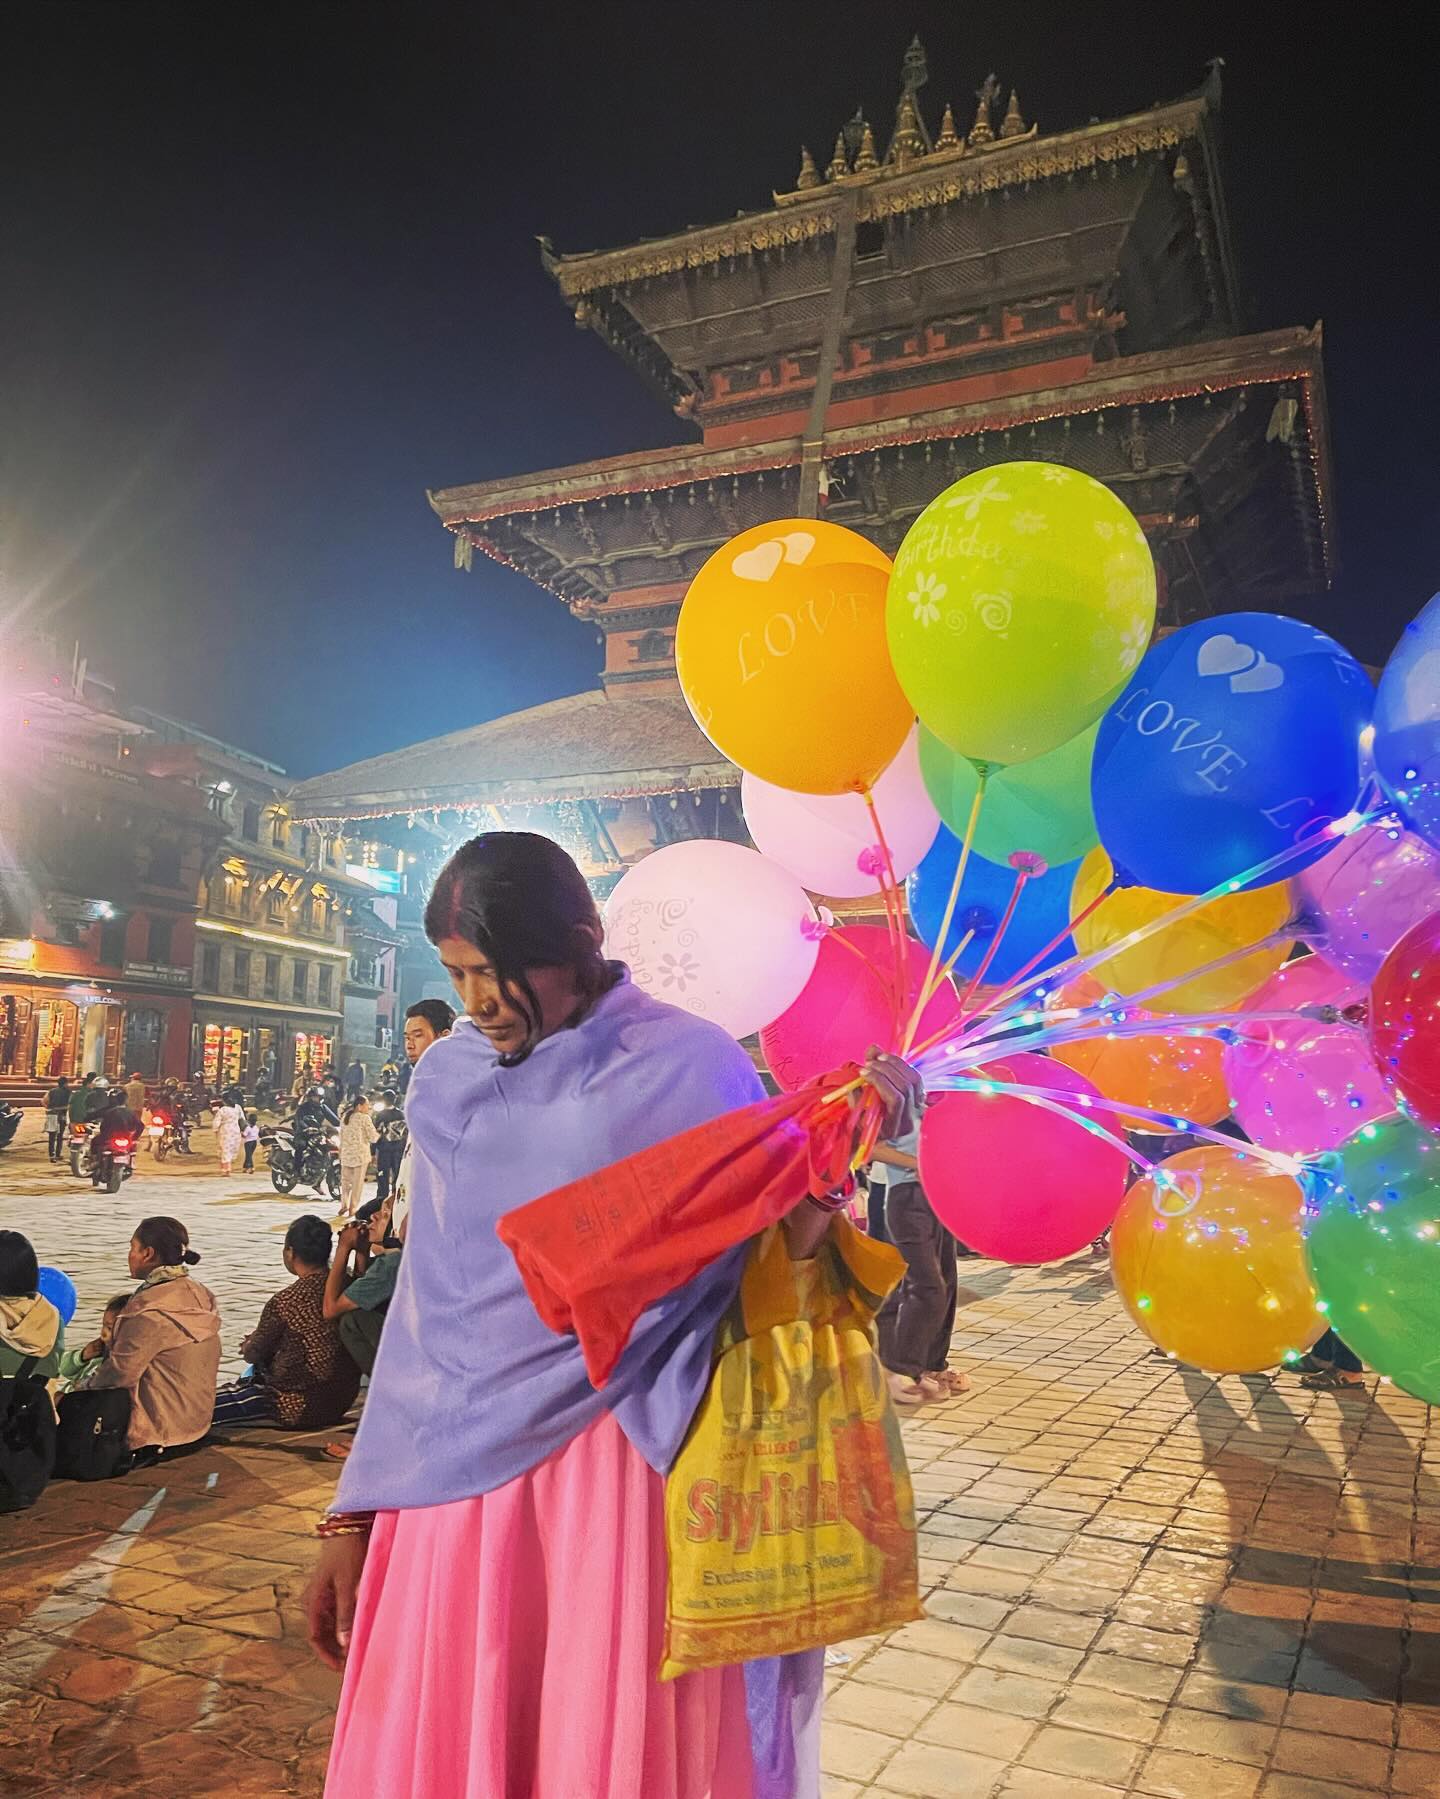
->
[[999, 89, 1027, 138], [795, 146, 822, 190], [887, 88, 927, 166], [853, 122, 880, 172], [969, 73, 1000, 147], [825, 131, 851, 182], [934, 104, 961, 152]]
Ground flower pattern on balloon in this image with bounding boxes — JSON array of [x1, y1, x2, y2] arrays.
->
[[1010, 510, 1046, 535], [942, 473, 1011, 521], [1041, 466, 1074, 484], [658, 951, 700, 993], [906, 571, 945, 627]]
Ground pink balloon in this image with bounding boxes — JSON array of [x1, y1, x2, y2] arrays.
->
[[761, 925, 962, 1091], [742, 730, 939, 898], [1295, 822, 1440, 981], [1224, 954, 1390, 1153], [919, 1052, 1129, 1263], [603, 841, 818, 1040]]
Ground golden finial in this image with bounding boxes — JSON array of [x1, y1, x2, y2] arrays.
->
[[825, 131, 850, 181], [968, 73, 999, 147], [853, 121, 880, 172], [934, 104, 961, 152], [886, 88, 927, 166], [999, 89, 1027, 138], [795, 146, 822, 191]]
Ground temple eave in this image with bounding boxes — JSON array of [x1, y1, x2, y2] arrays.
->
[[544, 95, 1214, 300]]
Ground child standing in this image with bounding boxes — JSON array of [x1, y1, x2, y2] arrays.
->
[[241, 1111, 260, 1173]]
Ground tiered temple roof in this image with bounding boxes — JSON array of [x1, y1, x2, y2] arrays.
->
[[292, 47, 1334, 833]]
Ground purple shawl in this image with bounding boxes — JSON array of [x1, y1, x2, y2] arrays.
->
[[334, 974, 764, 1513]]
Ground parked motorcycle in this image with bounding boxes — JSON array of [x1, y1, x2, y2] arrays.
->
[[265, 1125, 341, 1201], [0, 1102, 22, 1151]]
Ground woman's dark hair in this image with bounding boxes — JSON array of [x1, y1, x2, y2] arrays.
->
[[0, 1230, 39, 1297], [134, 1216, 200, 1267], [284, 1214, 332, 1268], [424, 832, 616, 1065]]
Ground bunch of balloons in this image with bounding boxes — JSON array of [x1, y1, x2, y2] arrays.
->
[[605, 470, 1440, 1395]]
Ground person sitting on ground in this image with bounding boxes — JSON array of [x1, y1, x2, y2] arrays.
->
[[323, 1199, 402, 1374], [87, 1216, 221, 1459], [320, 1199, 403, 1462], [0, 1230, 66, 1393], [211, 1215, 360, 1430], [57, 1293, 130, 1391]]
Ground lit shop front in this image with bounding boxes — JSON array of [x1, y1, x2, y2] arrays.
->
[[191, 1001, 338, 1091]]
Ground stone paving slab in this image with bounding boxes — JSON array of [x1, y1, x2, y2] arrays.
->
[[2, 1116, 1435, 1796]]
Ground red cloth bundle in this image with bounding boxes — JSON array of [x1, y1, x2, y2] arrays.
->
[[497, 1066, 861, 1388]]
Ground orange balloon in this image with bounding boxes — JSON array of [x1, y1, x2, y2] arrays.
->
[[1110, 1146, 1325, 1373], [1048, 974, 1230, 1132], [676, 521, 912, 795]]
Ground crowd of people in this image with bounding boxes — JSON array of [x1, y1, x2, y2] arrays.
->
[[0, 996, 458, 1502]]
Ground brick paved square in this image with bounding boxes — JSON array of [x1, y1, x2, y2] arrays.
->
[[3, 1124, 1432, 1796]]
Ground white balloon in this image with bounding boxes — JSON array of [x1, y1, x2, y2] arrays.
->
[[741, 729, 939, 898], [603, 840, 819, 1039]]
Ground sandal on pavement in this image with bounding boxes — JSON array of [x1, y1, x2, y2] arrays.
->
[[322, 1440, 353, 1461], [1300, 1368, 1366, 1392], [886, 1374, 933, 1407], [933, 1370, 971, 1395]]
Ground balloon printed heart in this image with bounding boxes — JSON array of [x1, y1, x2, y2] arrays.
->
[[1092, 612, 1371, 894]]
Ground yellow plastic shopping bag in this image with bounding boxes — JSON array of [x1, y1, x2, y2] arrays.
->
[[661, 1219, 922, 1677]]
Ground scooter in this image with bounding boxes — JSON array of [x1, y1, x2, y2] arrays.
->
[[69, 1120, 98, 1179], [0, 1102, 22, 1151], [265, 1125, 342, 1201]]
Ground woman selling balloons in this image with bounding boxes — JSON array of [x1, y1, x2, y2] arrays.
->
[[640, 472, 1440, 1405]]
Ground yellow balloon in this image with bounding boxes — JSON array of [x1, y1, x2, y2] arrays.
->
[[1070, 849, 1292, 1014], [1048, 974, 1230, 1132], [1110, 1146, 1325, 1372], [676, 521, 911, 795]]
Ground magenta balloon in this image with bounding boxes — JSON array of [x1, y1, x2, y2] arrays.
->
[[741, 729, 940, 899], [1295, 822, 1440, 981], [918, 1052, 1129, 1263], [603, 841, 818, 1040], [1224, 954, 1390, 1153], [761, 924, 961, 1091]]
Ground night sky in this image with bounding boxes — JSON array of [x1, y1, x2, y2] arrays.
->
[[2, 4, 1434, 777]]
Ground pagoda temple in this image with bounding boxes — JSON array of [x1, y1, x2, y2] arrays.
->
[[290, 47, 1334, 907]]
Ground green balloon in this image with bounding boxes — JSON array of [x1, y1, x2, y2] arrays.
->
[[1305, 1114, 1440, 1403], [886, 460, 1156, 766], [918, 722, 1100, 867]]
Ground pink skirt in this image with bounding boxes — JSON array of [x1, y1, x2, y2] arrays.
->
[[325, 1411, 756, 1799]]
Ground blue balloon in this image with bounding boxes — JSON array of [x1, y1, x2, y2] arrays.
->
[[1091, 612, 1371, 894], [906, 829, 1078, 987], [1374, 591, 1440, 851], [37, 1265, 77, 1326]]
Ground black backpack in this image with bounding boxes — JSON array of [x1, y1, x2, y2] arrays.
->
[[55, 1387, 133, 1482], [0, 1356, 58, 1512]]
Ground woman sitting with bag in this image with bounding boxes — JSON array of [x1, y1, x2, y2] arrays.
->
[[1, 1231, 63, 1511], [0, 1231, 66, 1389], [86, 1216, 221, 1463]]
